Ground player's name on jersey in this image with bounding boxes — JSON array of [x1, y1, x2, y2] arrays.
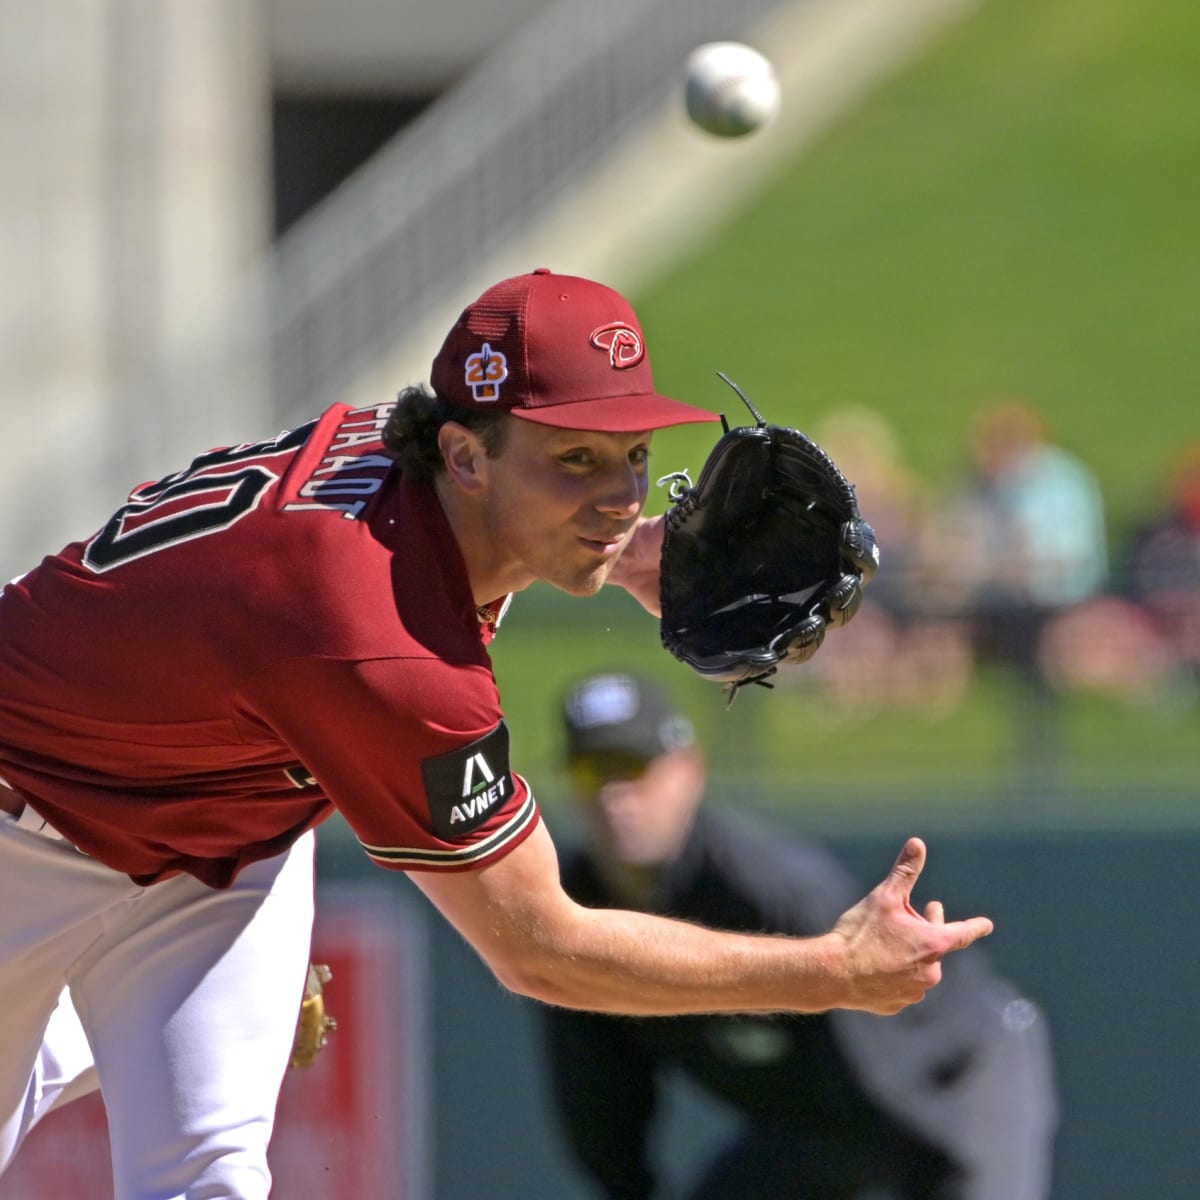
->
[[284, 402, 397, 520]]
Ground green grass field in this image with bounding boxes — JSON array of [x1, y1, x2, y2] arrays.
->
[[639, 0, 1199, 544], [489, 597, 1199, 820], [492, 0, 1200, 817]]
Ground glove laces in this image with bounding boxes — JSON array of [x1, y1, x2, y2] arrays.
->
[[655, 469, 694, 503]]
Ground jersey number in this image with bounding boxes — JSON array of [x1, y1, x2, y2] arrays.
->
[[82, 423, 313, 573]]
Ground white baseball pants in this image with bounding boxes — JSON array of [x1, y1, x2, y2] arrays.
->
[[0, 811, 315, 1199]]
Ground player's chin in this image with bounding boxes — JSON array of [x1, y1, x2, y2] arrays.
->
[[548, 560, 614, 599]]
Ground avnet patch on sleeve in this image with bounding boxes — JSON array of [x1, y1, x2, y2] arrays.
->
[[421, 721, 515, 841]]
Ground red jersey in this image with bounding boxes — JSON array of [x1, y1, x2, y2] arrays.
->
[[0, 402, 539, 887]]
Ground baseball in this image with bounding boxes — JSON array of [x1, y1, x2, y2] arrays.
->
[[683, 42, 780, 138]]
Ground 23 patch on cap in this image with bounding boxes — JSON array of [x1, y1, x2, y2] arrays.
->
[[464, 342, 508, 402], [421, 721, 515, 841]]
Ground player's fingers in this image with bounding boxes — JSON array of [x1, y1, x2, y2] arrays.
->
[[941, 915, 994, 951], [924, 899, 945, 924], [883, 837, 926, 900]]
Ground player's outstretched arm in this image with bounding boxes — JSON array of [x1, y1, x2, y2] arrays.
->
[[409, 824, 992, 1018], [605, 515, 665, 616]]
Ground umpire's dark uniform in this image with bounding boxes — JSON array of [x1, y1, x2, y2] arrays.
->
[[541, 808, 1058, 1200]]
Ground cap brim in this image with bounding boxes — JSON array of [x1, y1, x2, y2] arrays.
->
[[509, 394, 721, 432]]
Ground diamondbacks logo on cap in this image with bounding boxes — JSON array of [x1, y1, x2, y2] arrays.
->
[[464, 342, 509, 401], [589, 322, 645, 369], [421, 721, 514, 840]]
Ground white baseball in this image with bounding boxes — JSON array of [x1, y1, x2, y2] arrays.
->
[[684, 42, 780, 139]]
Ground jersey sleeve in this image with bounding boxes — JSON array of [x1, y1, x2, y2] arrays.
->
[[236, 654, 539, 872]]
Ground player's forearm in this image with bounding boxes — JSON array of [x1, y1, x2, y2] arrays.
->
[[410, 824, 990, 1018], [498, 904, 848, 1016], [413, 832, 846, 1013]]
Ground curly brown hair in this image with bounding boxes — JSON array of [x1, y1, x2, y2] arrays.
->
[[382, 385, 510, 481]]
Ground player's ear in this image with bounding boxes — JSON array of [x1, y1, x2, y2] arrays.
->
[[438, 421, 489, 495]]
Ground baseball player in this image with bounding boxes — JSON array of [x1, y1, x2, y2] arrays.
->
[[0, 269, 994, 1199], [543, 672, 1059, 1200]]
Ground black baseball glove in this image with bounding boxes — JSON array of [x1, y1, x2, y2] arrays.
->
[[658, 375, 879, 695]]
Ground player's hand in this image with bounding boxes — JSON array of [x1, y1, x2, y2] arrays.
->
[[826, 837, 993, 1016], [606, 515, 665, 616]]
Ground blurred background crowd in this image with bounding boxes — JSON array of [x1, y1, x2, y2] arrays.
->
[[803, 399, 1199, 717]]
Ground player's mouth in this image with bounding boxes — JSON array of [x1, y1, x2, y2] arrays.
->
[[578, 535, 626, 557]]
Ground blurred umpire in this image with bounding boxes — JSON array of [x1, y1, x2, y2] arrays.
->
[[540, 672, 1058, 1200]]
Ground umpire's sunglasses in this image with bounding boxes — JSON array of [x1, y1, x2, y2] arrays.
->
[[567, 752, 654, 794]]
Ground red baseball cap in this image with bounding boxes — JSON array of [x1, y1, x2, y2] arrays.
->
[[430, 269, 720, 432]]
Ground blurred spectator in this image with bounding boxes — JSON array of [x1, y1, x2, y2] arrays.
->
[[921, 400, 1112, 771], [1123, 441, 1200, 690], [943, 399, 1108, 674], [1036, 593, 1175, 702], [801, 408, 973, 716], [811, 407, 930, 618], [540, 672, 1059, 1200], [1030, 442, 1200, 707]]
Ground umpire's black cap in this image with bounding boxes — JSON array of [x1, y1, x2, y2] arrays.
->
[[562, 673, 695, 762]]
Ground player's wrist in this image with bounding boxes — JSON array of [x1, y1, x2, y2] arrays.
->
[[800, 931, 855, 1012]]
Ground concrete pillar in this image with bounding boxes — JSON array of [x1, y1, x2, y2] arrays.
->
[[0, 0, 270, 580]]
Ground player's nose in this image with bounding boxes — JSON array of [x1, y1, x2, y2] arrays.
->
[[594, 463, 646, 518]]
